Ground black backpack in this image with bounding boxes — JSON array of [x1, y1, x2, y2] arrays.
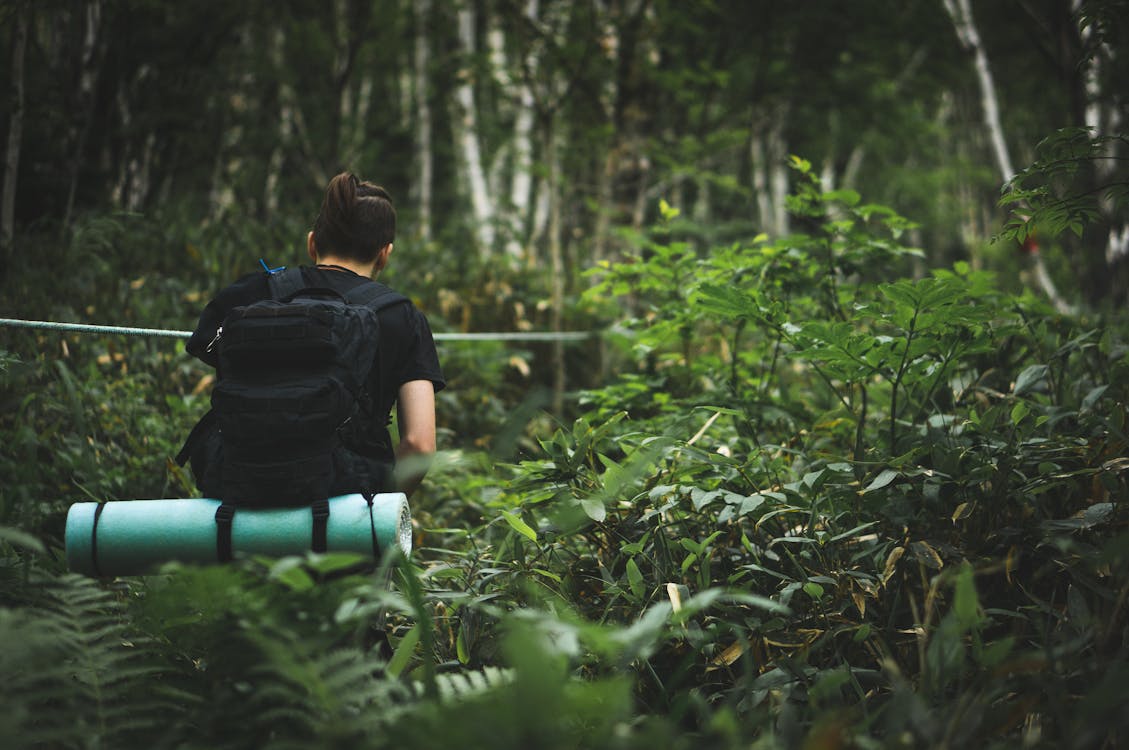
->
[[178, 267, 408, 508]]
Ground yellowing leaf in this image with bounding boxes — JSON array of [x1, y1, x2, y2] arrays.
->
[[952, 502, 975, 522], [882, 546, 905, 584], [666, 582, 683, 613]]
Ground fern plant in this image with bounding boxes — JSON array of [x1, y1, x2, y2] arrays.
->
[[0, 571, 171, 749]]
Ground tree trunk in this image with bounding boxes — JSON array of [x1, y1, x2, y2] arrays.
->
[[1072, 0, 1127, 301], [453, 2, 496, 255], [1, 5, 29, 277], [544, 119, 566, 415], [263, 26, 295, 217], [495, 0, 538, 263], [329, 0, 368, 171], [270, 23, 324, 189], [750, 105, 790, 237], [62, 0, 105, 232], [943, 0, 1072, 313], [413, 0, 433, 243]]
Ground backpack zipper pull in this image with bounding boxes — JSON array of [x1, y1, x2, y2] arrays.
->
[[205, 326, 223, 353]]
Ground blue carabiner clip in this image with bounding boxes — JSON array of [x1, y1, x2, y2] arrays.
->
[[259, 258, 286, 274]]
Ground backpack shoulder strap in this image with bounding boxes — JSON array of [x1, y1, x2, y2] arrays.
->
[[266, 267, 306, 301], [344, 281, 410, 311]]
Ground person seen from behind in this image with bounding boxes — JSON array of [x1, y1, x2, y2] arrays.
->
[[184, 172, 445, 501]]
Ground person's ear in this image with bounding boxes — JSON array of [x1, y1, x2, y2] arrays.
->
[[307, 231, 318, 263], [376, 243, 393, 270]]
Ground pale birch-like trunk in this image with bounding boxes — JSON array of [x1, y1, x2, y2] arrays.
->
[[943, 0, 1072, 313], [750, 107, 789, 237], [631, 152, 650, 229], [1, 6, 29, 273], [1073, 0, 1128, 269], [111, 68, 158, 212], [544, 121, 566, 414], [943, 0, 1014, 178], [339, 74, 373, 169], [413, 0, 434, 242], [454, 3, 497, 254], [263, 28, 295, 216], [489, 0, 538, 262], [271, 23, 325, 189]]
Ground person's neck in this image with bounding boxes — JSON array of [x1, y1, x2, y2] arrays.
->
[[314, 257, 377, 278]]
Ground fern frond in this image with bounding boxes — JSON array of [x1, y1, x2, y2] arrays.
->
[[419, 666, 516, 703], [0, 572, 176, 748]]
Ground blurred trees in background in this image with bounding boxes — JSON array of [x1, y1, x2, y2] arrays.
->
[[1, 0, 1125, 307]]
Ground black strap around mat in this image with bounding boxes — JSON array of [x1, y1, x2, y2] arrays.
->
[[91, 501, 107, 577], [311, 498, 330, 553], [215, 503, 235, 562], [362, 492, 380, 558]]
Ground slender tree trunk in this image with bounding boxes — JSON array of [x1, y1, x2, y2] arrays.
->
[[453, 2, 496, 254], [413, 0, 433, 243], [329, 0, 367, 171], [943, 0, 1014, 178], [544, 118, 566, 415], [62, 1, 104, 231], [750, 105, 790, 236], [1072, 0, 1127, 299], [264, 27, 295, 217], [494, 0, 538, 263], [1, 5, 29, 277], [943, 0, 1071, 313], [270, 22, 324, 188]]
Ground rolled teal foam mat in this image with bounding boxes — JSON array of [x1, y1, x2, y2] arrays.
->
[[65, 493, 411, 577]]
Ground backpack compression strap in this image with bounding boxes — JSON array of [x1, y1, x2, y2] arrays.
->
[[343, 282, 409, 311], [266, 266, 306, 301], [268, 268, 408, 311]]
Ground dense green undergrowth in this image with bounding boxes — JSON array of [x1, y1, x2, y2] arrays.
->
[[1, 161, 1127, 749]]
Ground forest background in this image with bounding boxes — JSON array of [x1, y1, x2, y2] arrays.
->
[[1, 1, 1128, 748]]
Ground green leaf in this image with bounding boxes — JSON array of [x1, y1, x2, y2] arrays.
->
[[502, 510, 538, 542], [803, 582, 825, 600], [387, 624, 421, 679], [269, 557, 314, 592], [456, 627, 470, 665], [952, 563, 982, 629], [626, 558, 645, 600], [1013, 364, 1048, 396], [862, 469, 899, 494], [659, 198, 681, 221], [0, 525, 46, 554], [580, 496, 607, 523]]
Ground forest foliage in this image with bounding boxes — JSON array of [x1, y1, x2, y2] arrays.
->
[[1, 1, 1129, 748]]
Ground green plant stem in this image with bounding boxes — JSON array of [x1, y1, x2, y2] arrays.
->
[[853, 384, 868, 479], [890, 310, 918, 454]]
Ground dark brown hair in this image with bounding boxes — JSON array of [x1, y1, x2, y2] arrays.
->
[[312, 172, 396, 262]]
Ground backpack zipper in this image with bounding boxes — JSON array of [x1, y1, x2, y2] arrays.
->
[[205, 326, 223, 353]]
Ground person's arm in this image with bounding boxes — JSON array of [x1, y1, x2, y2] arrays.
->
[[394, 379, 437, 498]]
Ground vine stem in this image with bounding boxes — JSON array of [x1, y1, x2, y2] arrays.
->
[[890, 309, 918, 454]]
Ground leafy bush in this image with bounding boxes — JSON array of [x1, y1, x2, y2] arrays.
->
[[1, 160, 1127, 749]]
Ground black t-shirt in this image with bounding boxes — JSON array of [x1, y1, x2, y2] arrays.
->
[[186, 266, 445, 464]]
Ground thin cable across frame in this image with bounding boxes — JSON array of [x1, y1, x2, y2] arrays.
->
[[0, 318, 593, 343]]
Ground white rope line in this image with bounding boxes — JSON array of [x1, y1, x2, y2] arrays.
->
[[0, 317, 593, 343]]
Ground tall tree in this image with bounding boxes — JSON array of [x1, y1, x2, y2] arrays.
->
[[452, 0, 497, 255], [413, 0, 434, 243], [1, 2, 28, 278], [943, 0, 1071, 312]]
